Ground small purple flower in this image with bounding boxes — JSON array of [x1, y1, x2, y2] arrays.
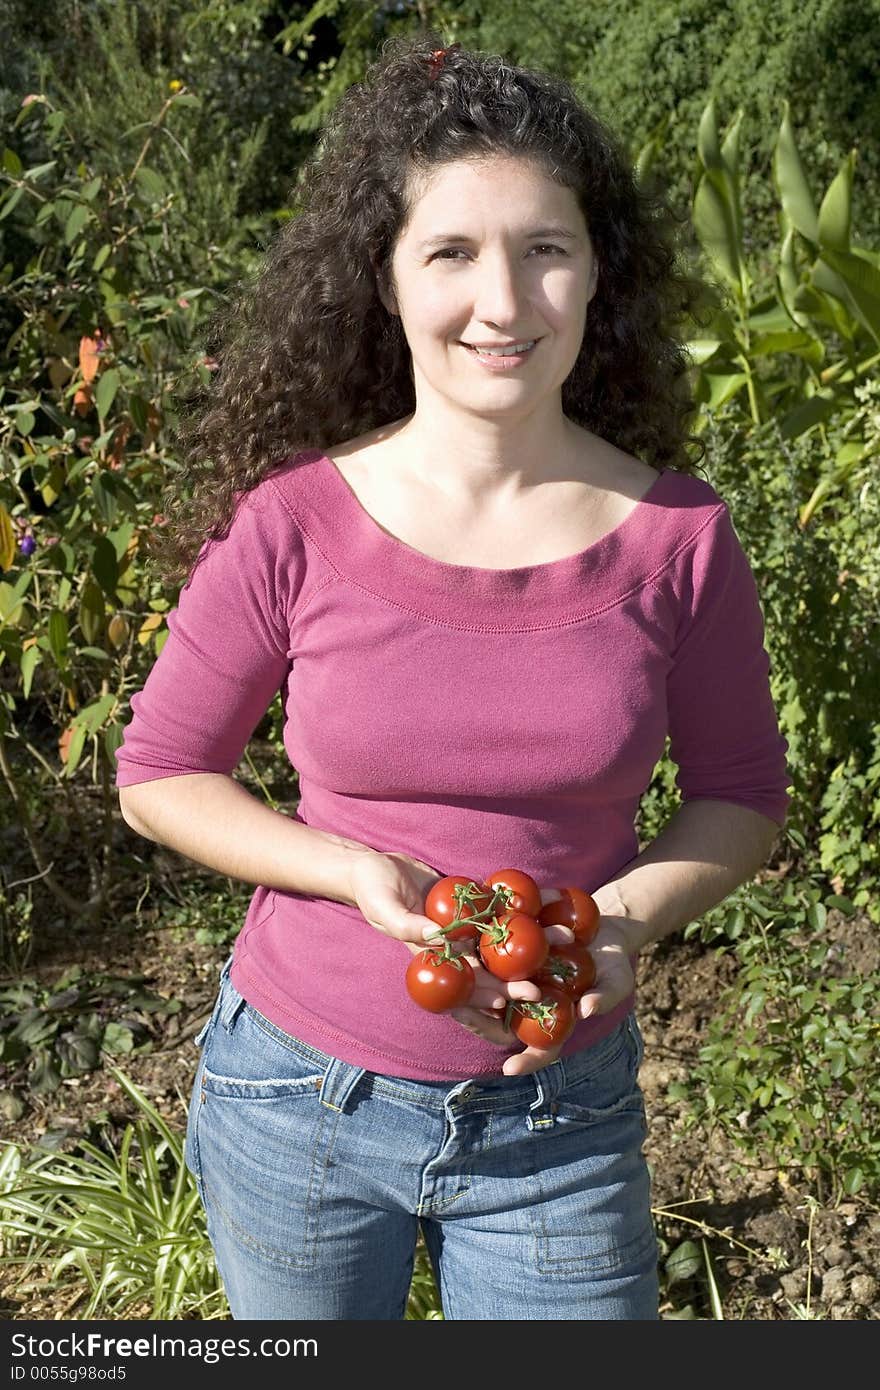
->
[[19, 535, 36, 556]]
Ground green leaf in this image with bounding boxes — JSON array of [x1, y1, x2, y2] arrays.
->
[[774, 103, 819, 243], [48, 609, 69, 663], [16, 410, 35, 437], [91, 536, 118, 598], [0, 184, 25, 220], [64, 202, 91, 245], [685, 339, 722, 366], [819, 248, 880, 345], [93, 242, 112, 272], [92, 472, 118, 525], [843, 1167, 865, 1195], [779, 394, 836, 440], [2, 147, 22, 176], [80, 176, 103, 202], [20, 645, 40, 697], [95, 368, 120, 422], [63, 723, 87, 776], [807, 902, 827, 931], [666, 1240, 702, 1285], [702, 371, 749, 410], [101, 1022, 135, 1055], [24, 160, 57, 181], [135, 165, 165, 204], [75, 693, 117, 735], [107, 521, 134, 561], [825, 894, 855, 914], [78, 579, 105, 645], [693, 101, 743, 290], [693, 173, 741, 291], [104, 722, 125, 760], [817, 152, 854, 252]]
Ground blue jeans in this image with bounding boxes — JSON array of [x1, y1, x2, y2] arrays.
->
[[185, 957, 659, 1320]]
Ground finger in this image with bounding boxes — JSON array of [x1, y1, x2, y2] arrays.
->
[[505, 978, 542, 1002], [577, 987, 617, 1019], [449, 1009, 513, 1046], [471, 984, 508, 1009], [544, 924, 575, 946], [501, 1043, 562, 1077]]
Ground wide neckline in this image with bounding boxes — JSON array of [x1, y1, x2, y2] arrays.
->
[[317, 449, 667, 577], [280, 450, 708, 631]]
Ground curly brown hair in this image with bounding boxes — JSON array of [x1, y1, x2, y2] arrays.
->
[[154, 31, 709, 583]]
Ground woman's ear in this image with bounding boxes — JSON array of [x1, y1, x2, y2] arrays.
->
[[587, 256, 599, 303], [372, 255, 399, 316]]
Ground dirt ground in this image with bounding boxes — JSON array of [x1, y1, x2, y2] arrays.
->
[[1, 850, 878, 1322]]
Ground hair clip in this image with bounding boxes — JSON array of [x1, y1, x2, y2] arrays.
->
[[427, 43, 460, 80]]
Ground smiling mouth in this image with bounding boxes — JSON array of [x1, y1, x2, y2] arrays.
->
[[462, 340, 538, 357]]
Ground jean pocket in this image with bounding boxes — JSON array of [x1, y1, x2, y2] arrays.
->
[[192, 1001, 337, 1272], [553, 1017, 645, 1127], [529, 1019, 656, 1278]]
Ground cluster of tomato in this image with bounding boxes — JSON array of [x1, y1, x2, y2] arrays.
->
[[405, 868, 600, 1050]]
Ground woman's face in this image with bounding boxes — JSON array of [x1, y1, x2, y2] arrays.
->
[[383, 155, 598, 423]]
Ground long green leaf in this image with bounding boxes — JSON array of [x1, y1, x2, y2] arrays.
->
[[819, 247, 880, 345], [818, 152, 854, 252], [774, 102, 819, 243]]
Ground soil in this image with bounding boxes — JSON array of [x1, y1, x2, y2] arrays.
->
[[1, 837, 878, 1323]]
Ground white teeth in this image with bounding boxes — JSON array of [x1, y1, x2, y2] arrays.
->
[[471, 342, 535, 356]]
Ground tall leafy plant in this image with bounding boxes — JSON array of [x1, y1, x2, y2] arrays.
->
[[687, 99, 879, 522]]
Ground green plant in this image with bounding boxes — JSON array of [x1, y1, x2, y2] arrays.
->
[[0, 1066, 227, 1319], [687, 98, 879, 520], [674, 881, 880, 1203], [0, 967, 180, 1095]]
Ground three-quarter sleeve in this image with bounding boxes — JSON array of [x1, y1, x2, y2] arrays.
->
[[114, 487, 300, 787], [665, 504, 790, 826]]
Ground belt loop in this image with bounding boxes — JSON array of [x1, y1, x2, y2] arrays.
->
[[318, 1057, 366, 1113], [526, 1058, 565, 1130], [218, 974, 246, 1033]]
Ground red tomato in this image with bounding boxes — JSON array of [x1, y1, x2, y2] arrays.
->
[[533, 942, 597, 1000], [478, 910, 549, 981], [538, 886, 600, 944], [405, 950, 475, 1013], [424, 875, 493, 945], [485, 868, 543, 918], [510, 989, 576, 1048]]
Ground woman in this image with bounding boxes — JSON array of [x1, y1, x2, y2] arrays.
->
[[115, 34, 789, 1321]]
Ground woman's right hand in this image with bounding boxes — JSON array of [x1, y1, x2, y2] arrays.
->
[[346, 847, 443, 945]]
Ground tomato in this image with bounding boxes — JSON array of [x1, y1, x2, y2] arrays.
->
[[405, 949, 475, 1013], [424, 875, 493, 945], [538, 886, 600, 944], [485, 868, 543, 918], [533, 942, 596, 1000], [478, 910, 549, 981], [509, 989, 576, 1048]]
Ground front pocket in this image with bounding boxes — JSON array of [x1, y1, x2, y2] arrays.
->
[[528, 1019, 655, 1276], [193, 999, 335, 1271]]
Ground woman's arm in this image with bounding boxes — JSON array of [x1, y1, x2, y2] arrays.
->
[[559, 797, 782, 1028], [119, 773, 376, 906], [590, 798, 781, 952]]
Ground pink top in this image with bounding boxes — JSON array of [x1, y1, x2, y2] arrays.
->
[[115, 450, 789, 1080]]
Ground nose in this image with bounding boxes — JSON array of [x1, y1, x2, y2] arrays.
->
[[472, 250, 524, 328]]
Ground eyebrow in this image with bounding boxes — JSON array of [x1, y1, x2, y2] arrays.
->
[[416, 226, 581, 250]]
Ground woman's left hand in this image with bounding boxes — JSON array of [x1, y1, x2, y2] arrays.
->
[[448, 915, 642, 1076]]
